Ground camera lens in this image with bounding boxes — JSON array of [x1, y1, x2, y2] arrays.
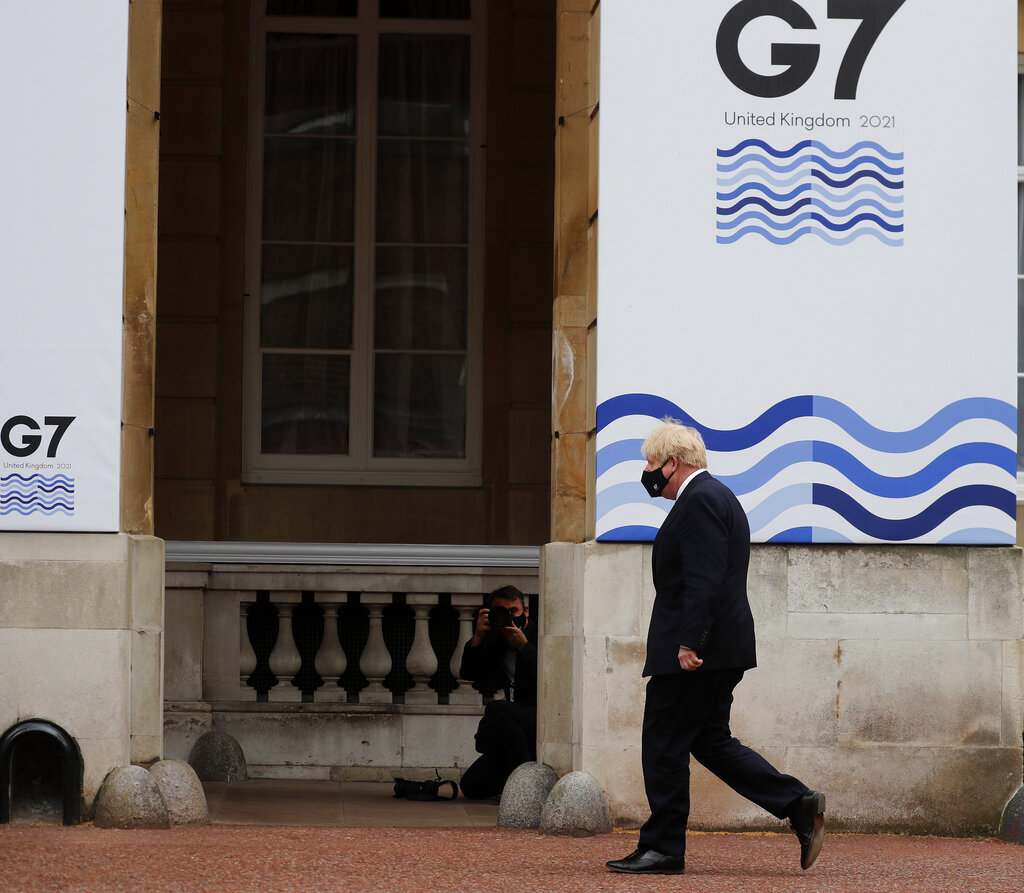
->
[[489, 605, 512, 628]]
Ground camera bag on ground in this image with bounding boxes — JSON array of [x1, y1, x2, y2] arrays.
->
[[393, 776, 459, 801]]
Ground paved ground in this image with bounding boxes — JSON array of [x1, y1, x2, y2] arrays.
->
[[2, 824, 1022, 893]]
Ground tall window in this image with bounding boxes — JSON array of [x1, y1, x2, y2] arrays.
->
[[244, 0, 484, 484]]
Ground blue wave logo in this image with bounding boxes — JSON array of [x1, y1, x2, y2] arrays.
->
[[0, 473, 75, 516], [717, 140, 904, 246], [595, 394, 1016, 545]]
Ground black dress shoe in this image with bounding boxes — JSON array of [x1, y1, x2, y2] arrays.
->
[[788, 790, 826, 870], [606, 848, 685, 875]]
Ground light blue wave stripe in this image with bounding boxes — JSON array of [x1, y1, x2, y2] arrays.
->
[[719, 139, 904, 161], [813, 396, 1016, 452], [746, 484, 813, 532], [596, 439, 645, 477], [716, 211, 903, 233], [938, 528, 1016, 544], [717, 153, 904, 175], [717, 183, 811, 202], [0, 506, 74, 515], [716, 169, 815, 189], [808, 183, 903, 204], [715, 441, 1015, 496], [811, 528, 853, 543], [717, 226, 903, 246], [597, 480, 653, 515], [805, 198, 904, 217]]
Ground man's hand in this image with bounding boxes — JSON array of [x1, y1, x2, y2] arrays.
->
[[678, 646, 703, 671], [500, 624, 528, 651], [469, 608, 491, 647]]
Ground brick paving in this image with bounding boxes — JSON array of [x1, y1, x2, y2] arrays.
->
[[1, 824, 1022, 893]]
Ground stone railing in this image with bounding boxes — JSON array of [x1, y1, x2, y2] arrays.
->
[[164, 542, 540, 710]]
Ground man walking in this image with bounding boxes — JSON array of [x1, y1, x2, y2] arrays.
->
[[606, 419, 825, 875]]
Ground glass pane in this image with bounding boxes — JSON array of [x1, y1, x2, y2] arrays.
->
[[266, 33, 356, 136], [379, 0, 470, 18], [267, 0, 358, 15], [374, 354, 466, 457], [261, 245, 354, 350], [375, 140, 468, 243], [378, 36, 469, 137], [374, 247, 466, 350], [262, 354, 350, 454], [263, 136, 355, 242]]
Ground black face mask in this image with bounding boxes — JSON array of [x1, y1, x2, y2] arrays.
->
[[641, 460, 672, 498]]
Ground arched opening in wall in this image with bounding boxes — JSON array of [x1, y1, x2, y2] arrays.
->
[[0, 720, 83, 826]]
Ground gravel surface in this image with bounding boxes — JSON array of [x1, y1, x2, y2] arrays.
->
[[1, 825, 1021, 892]]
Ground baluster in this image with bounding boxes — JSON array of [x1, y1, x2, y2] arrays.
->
[[268, 601, 302, 701], [314, 601, 348, 702], [239, 600, 257, 699], [358, 594, 393, 703], [448, 595, 483, 705], [404, 594, 439, 704]]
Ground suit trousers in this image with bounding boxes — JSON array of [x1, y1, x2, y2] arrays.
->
[[639, 668, 807, 857]]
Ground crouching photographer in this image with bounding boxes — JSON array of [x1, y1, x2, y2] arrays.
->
[[458, 585, 537, 800]]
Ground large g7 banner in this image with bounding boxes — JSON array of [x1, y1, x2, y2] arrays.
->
[[0, 3, 128, 532], [596, 0, 1017, 544]]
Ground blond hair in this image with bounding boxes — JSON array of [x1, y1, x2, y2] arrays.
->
[[641, 418, 707, 469]]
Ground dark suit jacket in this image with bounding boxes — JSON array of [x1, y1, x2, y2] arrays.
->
[[459, 615, 538, 706], [642, 470, 757, 676]]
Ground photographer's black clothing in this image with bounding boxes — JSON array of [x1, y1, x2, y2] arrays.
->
[[458, 619, 538, 799], [459, 619, 538, 706]]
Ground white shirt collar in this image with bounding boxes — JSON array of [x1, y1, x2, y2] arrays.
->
[[672, 467, 704, 500]]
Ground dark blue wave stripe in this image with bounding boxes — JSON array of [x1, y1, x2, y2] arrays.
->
[[717, 153, 903, 176], [768, 527, 813, 543], [596, 394, 1016, 452], [718, 196, 812, 216], [717, 212, 903, 234], [811, 169, 902, 189], [0, 505, 74, 515], [2, 483, 74, 495], [1, 473, 74, 484], [597, 524, 661, 542], [717, 226, 903, 246], [0, 495, 74, 509], [718, 139, 903, 160], [717, 182, 811, 202], [717, 191, 903, 218], [813, 483, 1015, 540], [716, 441, 1015, 496]]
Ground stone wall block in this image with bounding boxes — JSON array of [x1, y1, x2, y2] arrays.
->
[[164, 589, 204, 702], [968, 547, 1024, 640], [838, 640, 1002, 746], [787, 546, 968, 615], [581, 542, 644, 636], [748, 545, 789, 638], [604, 637, 647, 745], [0, 561, 128, 630], [579, 743, 645, 827], [540, 542, 578, 638], [579, 635, 609, 740], [538, 633, 574, 755], [1003, 639, 1024, 746], [731, 639, 839, 747], [791, 744, 1021, 835], [401, 713, 479, 768]]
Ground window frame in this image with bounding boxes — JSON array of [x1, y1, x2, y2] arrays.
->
[[242, 0, 486, 486], [1017, 55, 1023, 501]]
